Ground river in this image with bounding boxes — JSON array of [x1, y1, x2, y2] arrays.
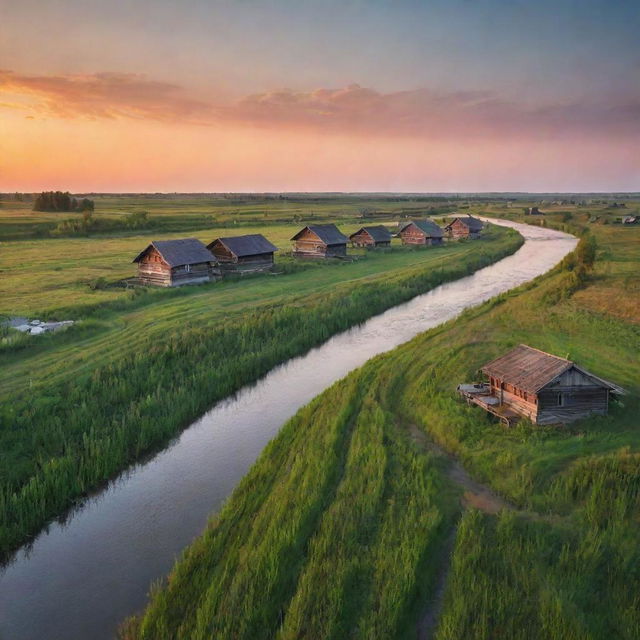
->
[[0, 219, 576, 640]]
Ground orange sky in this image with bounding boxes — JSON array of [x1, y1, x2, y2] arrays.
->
[[2, 1, 639, 192]]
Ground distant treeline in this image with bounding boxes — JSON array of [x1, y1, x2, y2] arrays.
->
[[33, 191, 94, 213]]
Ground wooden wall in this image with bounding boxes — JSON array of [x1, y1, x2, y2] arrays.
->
[[489, 367, 611, 425], [137, 248, 218, 286], [219, 252, 275, 274], [400, 225, 428, 245], [350, 231, 391, 248], [293, 229, 347, 258]]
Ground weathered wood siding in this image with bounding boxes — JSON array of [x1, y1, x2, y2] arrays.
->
[[293, 228, 347, 258], [137, 247, 173, 286], [212, 245, 275, 273], [137, 248, 218, 287], [399, 224, 443, 246], [489, 379, 538, 421], [350, 230, 390, 248], [489, 366, 610, 425], [400, 225, 428, 245], [447, 219, 480, 239], [536, 368, 609, 424]]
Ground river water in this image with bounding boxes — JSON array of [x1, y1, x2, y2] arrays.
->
[[0, 219, 576, 640]]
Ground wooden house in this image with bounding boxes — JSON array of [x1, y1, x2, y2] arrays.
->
[[349, 225, 392, 248], [458, 344, 624, 426], [526, 207, 543, 215], [207, 234, 278, 274], [398, 220, 444, 246], [444, 216, 483, 239], [133, 238, 219, 287], [291, 224, 348, 258]]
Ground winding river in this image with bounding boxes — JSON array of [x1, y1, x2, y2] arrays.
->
[[0, 219, 576, 640]]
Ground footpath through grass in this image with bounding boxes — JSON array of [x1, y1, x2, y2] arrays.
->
[[0, 223, 520, 557], [122, 209, 639, 639]]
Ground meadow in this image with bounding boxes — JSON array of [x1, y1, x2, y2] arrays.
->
[[0, 195, 521, 556], [121, 205, 640, 639]]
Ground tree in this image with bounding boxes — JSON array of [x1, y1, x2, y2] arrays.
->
[[33, 191, 94, 212]]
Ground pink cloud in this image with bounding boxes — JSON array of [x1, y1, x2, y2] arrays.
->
[[1, 70, 638, 141]]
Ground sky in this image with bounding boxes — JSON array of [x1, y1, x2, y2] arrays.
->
[[1, 0, 639, 192]]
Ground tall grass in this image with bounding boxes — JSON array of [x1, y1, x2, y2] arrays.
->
[[121, 216, 639, 639], [121, 363, 454, 640], [0, 228, 520, 557]]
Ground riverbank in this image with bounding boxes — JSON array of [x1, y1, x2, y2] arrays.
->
[[0, 225, 521, 559], [122, 213, 638, 639], [0, 219, 569, 640]]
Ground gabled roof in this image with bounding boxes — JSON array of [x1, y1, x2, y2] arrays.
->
[[446, 215, 484, 232], [349, 226, 392, 242], [399, 219, 444, 238], [207, 233, 278, 257], [481, 344, 624, 394], [291, 224, 348, 245], [133, 238, 215, 267]]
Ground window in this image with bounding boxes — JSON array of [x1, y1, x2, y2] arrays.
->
[[557, 393, 564, 407]]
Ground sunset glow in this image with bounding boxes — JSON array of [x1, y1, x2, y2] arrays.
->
[[2, 0, 639, 192]]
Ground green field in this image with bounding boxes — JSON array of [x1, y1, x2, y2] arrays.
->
[[121, 205, 640, 639], [0, 195, 522, 556]]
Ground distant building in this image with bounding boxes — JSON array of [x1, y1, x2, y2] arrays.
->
[[207, 234, 278, 274], [526, 207, 543, 215], [444, 216, 484, 239], [458, 344, 624, 426], [291, 224, 349, 258], [398, 220, 444, 246], [133, 238, 219, 287], [349, 225, 392, 248]]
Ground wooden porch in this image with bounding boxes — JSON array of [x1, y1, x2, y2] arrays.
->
[[457, 383, 521, 427]]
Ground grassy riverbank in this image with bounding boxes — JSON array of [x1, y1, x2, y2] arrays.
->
[[0, 216, 520, 557], [122, 207, 639, 639]]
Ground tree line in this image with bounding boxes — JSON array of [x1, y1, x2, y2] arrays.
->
[[33, 191, 94, 212]]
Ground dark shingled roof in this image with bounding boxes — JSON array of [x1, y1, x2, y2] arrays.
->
[[133, 238, 215, 267], [207, 234, 278, 257], [399, 219, 444, 238], [446, 215, 484, 232], [349, 226, 392, 242], [291, 224, 348, 245], [481, 344, 622, 394]]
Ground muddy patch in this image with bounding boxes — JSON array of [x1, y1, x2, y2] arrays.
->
[[408, 423, 514, 514]]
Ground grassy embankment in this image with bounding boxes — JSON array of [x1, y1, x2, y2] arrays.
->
[[0, 207, 520, 557], [123, 207, 639, 640]]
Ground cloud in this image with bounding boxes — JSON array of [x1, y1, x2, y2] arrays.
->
[[233, 84, 640, 139], [0, 69, 217, 122], [1, 70, 638, 140]]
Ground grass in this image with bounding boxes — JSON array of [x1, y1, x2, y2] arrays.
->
[[121, 204, 640, 639], [120, 364, 457, 640], [0, 208, 520, 557]]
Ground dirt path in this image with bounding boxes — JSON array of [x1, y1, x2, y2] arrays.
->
[[408, 424, 515, 514], [408, 423, 515, 640], [416, 527, 457, 640]]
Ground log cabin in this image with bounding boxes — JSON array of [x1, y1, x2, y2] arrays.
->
[[458, 344, 624, 426], [398, 220, 444, 246], [349, 225, 392, 248], [133, 238, 219, 287], [291, 224, 349, 258], [207, 234, 278, 274], [444, 216, 483, 239]]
